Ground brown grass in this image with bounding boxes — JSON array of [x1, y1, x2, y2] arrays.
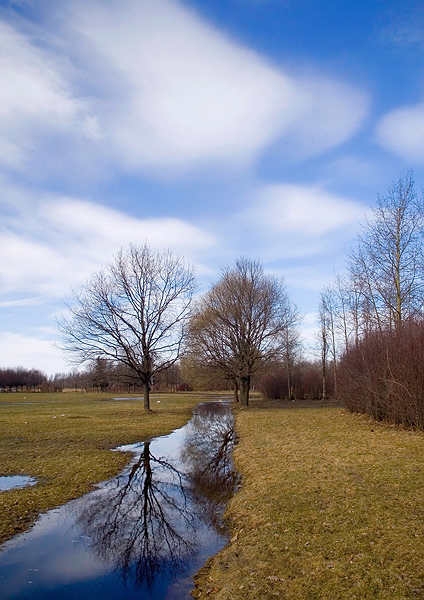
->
[[193, 399, 424, 599]]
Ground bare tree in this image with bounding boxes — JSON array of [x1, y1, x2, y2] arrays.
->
[[186, 258, 295, 406], [280, 302, 303, 399], [318, 293, 330, 400], [348, 172, 424, 329], [58, 244, 196, 410]]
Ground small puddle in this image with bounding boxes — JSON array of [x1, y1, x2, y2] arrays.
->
[[0, 401, 239, 599], [0, 476, 37, 492]]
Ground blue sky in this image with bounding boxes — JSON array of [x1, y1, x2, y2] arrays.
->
[[1, 0, 424, 375]]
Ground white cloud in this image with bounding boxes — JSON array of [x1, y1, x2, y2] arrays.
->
[[0, 297, 47, 308], [0, 20, 93, 169], [288, 76, 369, 157], [0, 0, 369, 176], [42, 198, 215, 255], [0, 195, 217, 298], [68, 0, 300, 171], [0, 332, 69, 374], [247, 184, 366, 235], [377, 101, 424, 163], [0, 232, 68, 296], [67, 0, 368, 171]]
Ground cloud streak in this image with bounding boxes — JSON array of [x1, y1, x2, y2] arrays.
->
[[0, 194, 217, 298], [0, 0, 369, 178], [246, 183, 367, 236], [377, 101, 424, 163], [0, 19, 93, 171], [68, 0, 369, 171]]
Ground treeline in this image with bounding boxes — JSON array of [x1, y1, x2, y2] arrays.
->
[[0, 367, 47, 392], [0, 360, 187, 394], [180, 357, 331, 401], [257, 361, 333, 401], [0, 357, 330, 400], [320, 172, 424, 427]]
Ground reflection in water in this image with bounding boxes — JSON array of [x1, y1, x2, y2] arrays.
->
[[74, 442, 197, 589], [0, 401, 239, 600], [182, 403, 240, 532]]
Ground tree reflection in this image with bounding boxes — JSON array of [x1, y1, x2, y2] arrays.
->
[[182, 402, 240, 532], [72, 402, 239, 592], [73, 442, 197, 588]]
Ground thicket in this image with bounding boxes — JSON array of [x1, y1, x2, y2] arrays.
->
[[257, 361, 333, 400], [338, 321, 424, 428], [320, 172, 424, 427]]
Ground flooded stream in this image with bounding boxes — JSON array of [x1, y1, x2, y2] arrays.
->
[[0, 401, 239, 599]]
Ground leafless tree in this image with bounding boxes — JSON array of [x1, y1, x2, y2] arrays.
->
[[280, 302, 303, 399], [348, 171, 424, 329], [186, 258, 296, 406], [58, 244, 196, 410], [318, 293, 330, 400]]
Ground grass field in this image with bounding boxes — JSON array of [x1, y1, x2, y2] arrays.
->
[[0, 391, 204, 544], [3, 393, 424, 599], [193, 399, 424, 600]]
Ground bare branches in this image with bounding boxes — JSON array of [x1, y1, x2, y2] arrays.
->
[[186, 258, 299, 406], [348, 171, 424, 329], [58, 244, 196, 410]]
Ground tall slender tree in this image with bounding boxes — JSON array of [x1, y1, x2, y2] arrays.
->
[[348, 172, 424, 329]]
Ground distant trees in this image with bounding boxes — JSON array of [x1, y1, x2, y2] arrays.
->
[[0, 367, 46, 391], [58, 244, 196, 411], [186, 258, 300, 406], [257, 360, 325, 401]]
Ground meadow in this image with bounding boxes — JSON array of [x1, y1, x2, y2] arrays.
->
[[193, 399, 424, 600], [2, 393, 424, 599]]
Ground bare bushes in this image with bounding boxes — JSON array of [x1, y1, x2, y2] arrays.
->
[[338, 320, 424, 427], [258, 361, 332, 400]]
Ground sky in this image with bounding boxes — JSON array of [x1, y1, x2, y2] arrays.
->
[[1, 0, 424, 375]]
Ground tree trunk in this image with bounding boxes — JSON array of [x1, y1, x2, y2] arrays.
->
[[287, 360, 293, 400], [143, 380, 151, 411], [233, 378, 239, 403], [240, 375, 250, 407]]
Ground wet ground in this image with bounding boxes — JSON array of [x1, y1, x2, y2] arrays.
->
[[0, 401, 239, 599]]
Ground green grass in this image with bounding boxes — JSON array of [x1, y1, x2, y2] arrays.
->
[[193, 399, 424, 600], [0, 391, 205, 544]]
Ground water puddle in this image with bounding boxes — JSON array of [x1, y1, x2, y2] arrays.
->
[[0, 476, 37, 492], [0, 401, 239, 599]]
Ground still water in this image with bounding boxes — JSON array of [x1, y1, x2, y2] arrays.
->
[[0, 401, 239, 600], [0, 476, 37, 492]]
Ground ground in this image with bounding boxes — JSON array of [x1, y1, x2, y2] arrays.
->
[[193, 399, 424, 599], [2, 393, 424, 599]]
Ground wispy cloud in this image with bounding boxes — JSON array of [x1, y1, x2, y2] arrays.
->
[[377, 101, 424, 163], [0, 332, 67, 373], [0, 0, 369, 179], [0, 20, 93, 171], [0, 193, 217, 298], [246, 183, 367, 235], [67, 0, 369, 172]]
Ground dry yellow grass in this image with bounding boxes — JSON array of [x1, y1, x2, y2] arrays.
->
[[0, 391, 205, 544], [193, 400, 424, 600]]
